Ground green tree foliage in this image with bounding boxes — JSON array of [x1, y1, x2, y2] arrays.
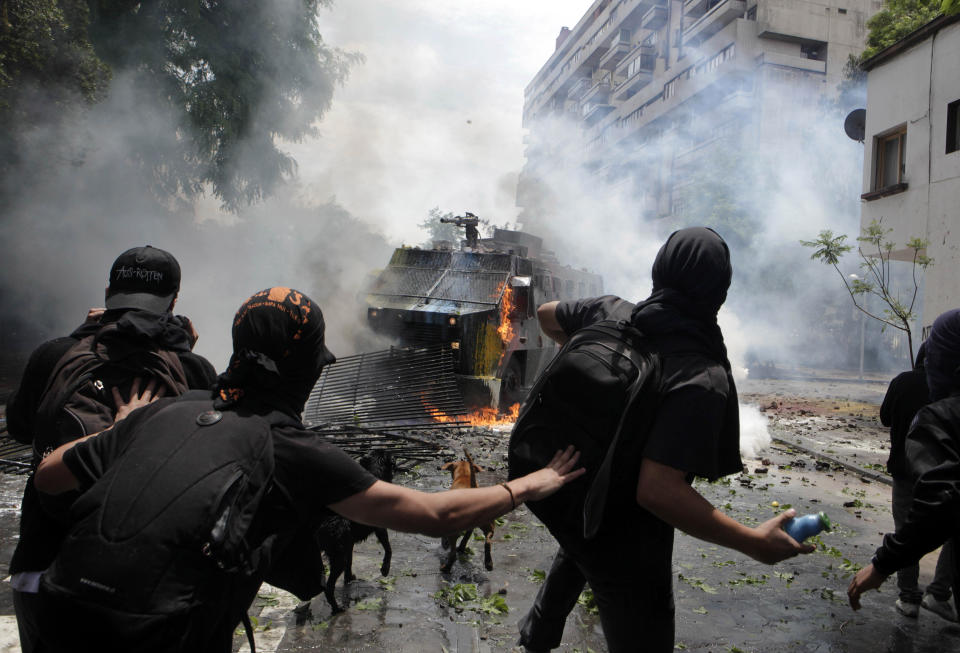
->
[[801, 221, 933, 367], [942, 0, 959, 16], [861, 0, 944, 60], [1, 0, 359, 211], [0, 0, 110, 162]]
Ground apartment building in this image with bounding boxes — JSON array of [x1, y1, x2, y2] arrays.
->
[[859, 12, 960, 333], [518, 0, 882, 225]]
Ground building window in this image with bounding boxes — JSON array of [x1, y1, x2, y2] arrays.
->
[[947, 99, 960, 155], [800, 42, 826, 61], [874, 126, 907, 190], [664, 77, 679, 100]]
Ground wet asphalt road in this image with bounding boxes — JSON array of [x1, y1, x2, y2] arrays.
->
[[1, 377, 958, 652]]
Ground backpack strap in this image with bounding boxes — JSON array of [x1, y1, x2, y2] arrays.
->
[[582, 321, 661, 540]]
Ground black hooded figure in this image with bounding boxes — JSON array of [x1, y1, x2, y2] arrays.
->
[[848, 308, 960, 621], [519, 227, 809, 653]]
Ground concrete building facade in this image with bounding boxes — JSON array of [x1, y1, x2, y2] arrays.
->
[[860, 13, 960, 334], [519, 0, 882, 226]]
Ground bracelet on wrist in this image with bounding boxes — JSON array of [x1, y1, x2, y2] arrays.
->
[[500, 482, 517, 511]]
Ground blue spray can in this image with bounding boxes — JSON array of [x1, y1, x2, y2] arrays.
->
[[782, 511, 832, 542]]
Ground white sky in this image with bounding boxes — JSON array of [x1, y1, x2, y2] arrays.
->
[[287, 0, 591, 244]]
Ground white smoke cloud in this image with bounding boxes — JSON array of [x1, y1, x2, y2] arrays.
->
[[3, 2, 897, 382], [739, 402, 772, 459]]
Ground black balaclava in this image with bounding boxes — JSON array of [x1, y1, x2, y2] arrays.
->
[[630, 227, 740, 480], [631, 226, 732, 364], [925, 309, 960, 401], [214, 287, 336, 417]]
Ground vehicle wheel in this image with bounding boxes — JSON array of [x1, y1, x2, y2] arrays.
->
[[499, 358, 523, 410]]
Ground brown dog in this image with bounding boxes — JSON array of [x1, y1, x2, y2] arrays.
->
[[439, 449, 494, 572]]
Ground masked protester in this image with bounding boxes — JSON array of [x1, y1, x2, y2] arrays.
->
[[4, 246, 216, 653], [879, 343, 956, 620], [849, 309, 960, 622], [30, 287, 585, 653], [518, 228, 811, 653]]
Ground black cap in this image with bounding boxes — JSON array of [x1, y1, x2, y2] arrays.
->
[[104, 246, 181, 313]]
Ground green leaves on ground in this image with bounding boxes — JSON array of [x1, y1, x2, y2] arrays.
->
[[578, 589, 600, 615], [432, 582, 509, 616], [528, 568, 546, 583], [678, 574, 718, 594]]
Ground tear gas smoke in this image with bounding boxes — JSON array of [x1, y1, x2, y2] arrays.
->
[[512, 56, 909, 377], [739, 403, 773, 460], [0, 70, 392, 373]]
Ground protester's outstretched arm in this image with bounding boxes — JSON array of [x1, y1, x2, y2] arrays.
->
[[330, 446, 584, 536], [35, 378, 164, 494], [636, 458, 813, 564], [847, 563, 887, 610], [537, 302, 568, 345]]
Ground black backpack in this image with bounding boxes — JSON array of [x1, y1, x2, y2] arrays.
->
[[507, 320, 662, 556], [33, 322, 189, 464], [38, 396, 283, 653]]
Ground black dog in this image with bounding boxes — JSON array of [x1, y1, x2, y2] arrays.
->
[[314, 450, 394, 613]]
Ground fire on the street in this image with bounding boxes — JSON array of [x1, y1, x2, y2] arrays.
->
[[422, 399, 521, 426]]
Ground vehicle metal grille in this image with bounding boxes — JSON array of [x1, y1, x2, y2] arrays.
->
[[303, 344, 469, 429]]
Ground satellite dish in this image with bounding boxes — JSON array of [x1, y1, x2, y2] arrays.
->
[[844, 108, 866, 143]]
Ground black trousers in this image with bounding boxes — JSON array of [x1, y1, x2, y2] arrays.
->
[[13, 589, 44, 653], [518, 543, 675, 652]]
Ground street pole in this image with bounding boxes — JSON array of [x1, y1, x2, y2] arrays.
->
[[859, 311, 865, 380], [850, 274, 865, 380]]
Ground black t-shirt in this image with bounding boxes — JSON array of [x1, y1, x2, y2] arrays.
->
[[880, 368, 930, 479], [555, 295, 737, 480], [63, 400, 376, 518]]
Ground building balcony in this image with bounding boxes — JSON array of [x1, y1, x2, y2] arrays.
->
[[683, 0, 745, 47], [684, 0, 715, 19], [613, 51, 656, 101], [582, 79, 612, 106], [599, 35, 633, 71], [757, 51, 827, 74], [614, 43, 656, 78], [641, 4, 668, 31], [582, 101, 615, 126], [567, 76, 593, 100], [617, 0, 660, 33]]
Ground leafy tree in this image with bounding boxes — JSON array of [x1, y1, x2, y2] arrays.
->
[[2, 0, 359, 211], [860, 0, 944, 60], [0, 0, 110, 166], [801, 220, 933, 368], [943, 0, 959, 16]]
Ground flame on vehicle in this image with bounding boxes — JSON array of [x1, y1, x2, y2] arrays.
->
[[497, 284, 515, 344]]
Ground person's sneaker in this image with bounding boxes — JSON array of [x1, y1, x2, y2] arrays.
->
[[896, 599, 920, 617], [921, 593, 958, 622]]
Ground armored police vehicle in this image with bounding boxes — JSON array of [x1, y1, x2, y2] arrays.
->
[[364, 225, 603, 410]]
